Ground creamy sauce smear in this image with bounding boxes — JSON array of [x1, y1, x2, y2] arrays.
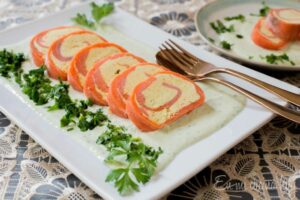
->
[[220, 16, 300, 65], [1, 25, 246, 171]]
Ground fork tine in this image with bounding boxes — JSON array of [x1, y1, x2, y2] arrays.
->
[[164, 41, 196, 66], [159, 47, 187, 68], [168, 39, 199, 61], [161, 44, 194, 67], [159, 48, 195, 76]]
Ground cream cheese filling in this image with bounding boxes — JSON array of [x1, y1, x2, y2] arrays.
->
[[100, 56, 142, 86], [78, 47, 123, 85], [34, 27, 82, 54], [51, 34, 104, 72], [123, 65, 164, 96], [137, 74, 200, 124]]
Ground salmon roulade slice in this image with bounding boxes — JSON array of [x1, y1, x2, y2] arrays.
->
[[30, 26, 83, 67], [252, 18, 287, 50], [108, 63, 166, 118], [84, 53, 145, 106], [68, 43, 127, 92], [46, 30, 107, 80], [266, 8, 300, 41], [126, 71, 205, 132]]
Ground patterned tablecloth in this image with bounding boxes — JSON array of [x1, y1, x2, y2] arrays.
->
[[0, 0, 300, 199]]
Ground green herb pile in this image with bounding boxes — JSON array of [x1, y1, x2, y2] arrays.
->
[[0, 49, 163, 195], [72, 2, 114, 29], [0, 54, 109, 131]]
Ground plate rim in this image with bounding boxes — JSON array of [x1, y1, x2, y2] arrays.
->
[[194, 0, 300, 71]]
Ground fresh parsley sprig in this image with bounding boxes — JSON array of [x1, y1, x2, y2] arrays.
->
[[97, 124, 163, 195], [91, 2, 114, 22], [72, 2, 114, 29]]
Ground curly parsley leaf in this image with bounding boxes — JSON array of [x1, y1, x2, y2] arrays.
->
[[72, 13, 95, 29], [72, 2, 114, 29], [97, 124, 163, 195], [91, 2, 114, 22], [106, 168, 139, 195]]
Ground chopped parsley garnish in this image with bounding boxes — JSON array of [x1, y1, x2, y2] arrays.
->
[[248, 56, 254, 60], [72, 2, 114, 29], [0, 51, 110, 131], [0, 49, 163, 195], [22, 67, 52, 105], [236, 34, 243, 39], [251, 1, 270, 17], [210, 20, 235, 34], [220, 41, 232, 50], [0, 49, 25, 79], [224, 14, 245, 22], [260, 53, 295, 66], [97, 124, 163, 195], [208, 37, 215, 43]]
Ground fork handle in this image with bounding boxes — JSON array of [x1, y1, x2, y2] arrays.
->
[[195, 77, 300, 124], [208, 68, 300, 107]]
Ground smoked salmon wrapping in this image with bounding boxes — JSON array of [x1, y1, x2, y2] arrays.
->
[[107, 63, 166, 118], [126, 71, 205, 132], [266, 8, 300, 41], [84, 53, 145, 106], [251, 18, 287, 50], [30, 26, 83, 67], [68, 43, 127, 91], [46, 30, 107, 80]]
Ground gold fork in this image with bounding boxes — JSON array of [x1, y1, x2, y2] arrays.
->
[[156, 41, 300, 124], [159, 40, 300, 107]]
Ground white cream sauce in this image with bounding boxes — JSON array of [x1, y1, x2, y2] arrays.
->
[[1, 25, 246, 171], [219, 15, 300, 66]]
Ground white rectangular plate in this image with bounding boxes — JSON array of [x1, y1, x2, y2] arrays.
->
[[0, 2, 299, 200]]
